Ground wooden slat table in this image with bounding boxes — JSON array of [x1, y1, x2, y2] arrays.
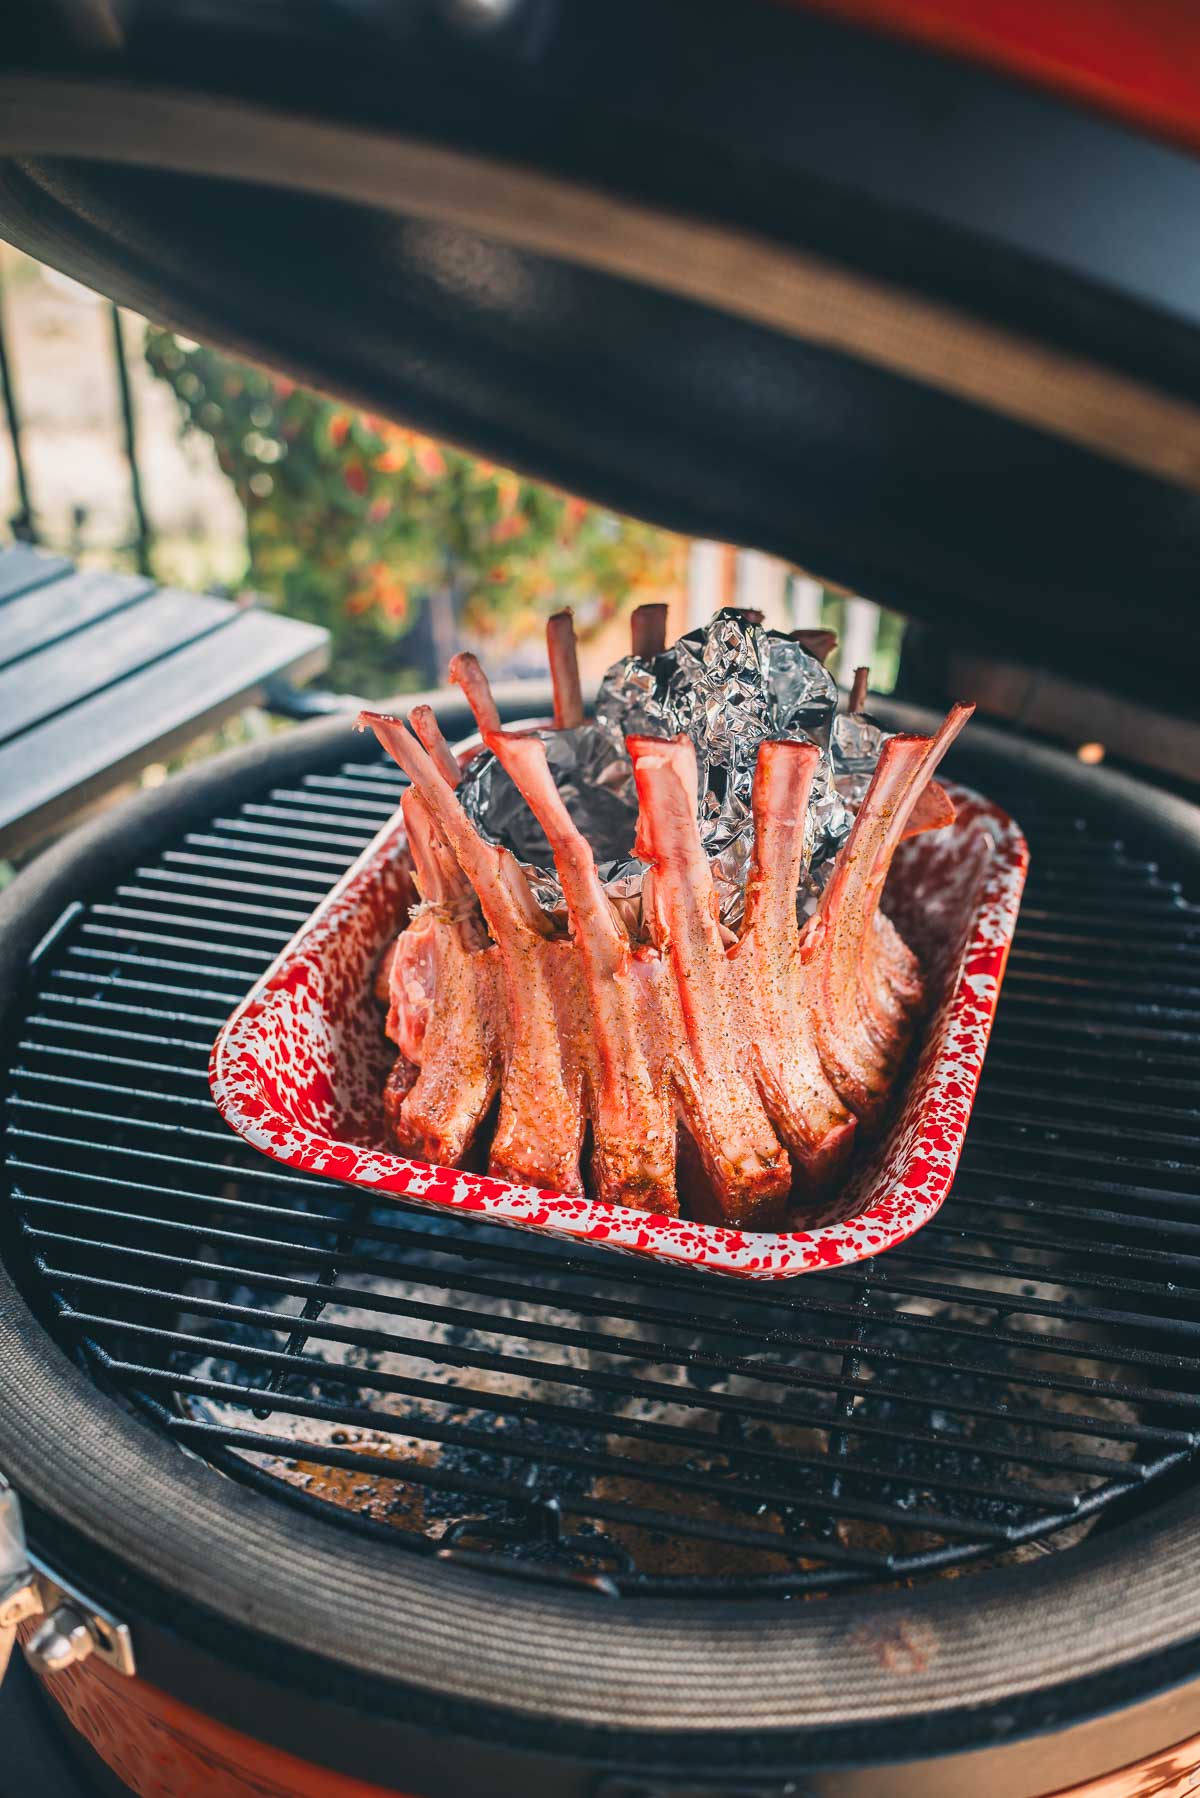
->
[[0, 545, 330, 858]]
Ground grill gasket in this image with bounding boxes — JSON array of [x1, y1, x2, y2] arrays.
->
[[4, 746, 1200, 1600]]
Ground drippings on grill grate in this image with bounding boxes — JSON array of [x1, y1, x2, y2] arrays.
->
[[4, 751, 1200, 1597]]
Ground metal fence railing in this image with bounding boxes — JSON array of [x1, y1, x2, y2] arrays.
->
[[0, 264, 153, 574]]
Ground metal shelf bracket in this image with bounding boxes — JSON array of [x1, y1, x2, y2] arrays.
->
[[0, 1472, 134, 1684]]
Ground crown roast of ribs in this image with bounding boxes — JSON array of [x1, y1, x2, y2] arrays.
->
[[361, 608, 971, 1231]]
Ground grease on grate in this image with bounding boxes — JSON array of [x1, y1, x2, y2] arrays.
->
[[173, 1222, 1142, 1589]]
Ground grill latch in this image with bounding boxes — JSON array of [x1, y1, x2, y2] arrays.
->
[[0, 1472, 135, 1683]]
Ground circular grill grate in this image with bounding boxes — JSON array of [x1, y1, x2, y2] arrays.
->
[[3, 745, 1200, 1598]]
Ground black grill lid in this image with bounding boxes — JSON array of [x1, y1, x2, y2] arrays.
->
[[3, 0, 1200, 709]]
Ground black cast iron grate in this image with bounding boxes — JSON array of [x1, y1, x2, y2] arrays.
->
[[4, 745, 1200, 1598]]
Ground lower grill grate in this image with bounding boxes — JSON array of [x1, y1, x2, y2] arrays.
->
[[4, 747, 1200, 1597]]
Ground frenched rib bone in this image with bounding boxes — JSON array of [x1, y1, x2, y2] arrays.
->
[[446, 652, 500, 733], [546, 608, 585, 729], [730, 740, 856, 1190], [630, 602, 668, 659], [487, 726, 678, 1214], [364, 710, 584, 1194], [789, 627, 838, 665], [408, 703, 464, 789], [362, 637, 972, 1225], [807, 705, 973, 1121], [384, 783, 500, 1165], [628, 733, 791, 1226]]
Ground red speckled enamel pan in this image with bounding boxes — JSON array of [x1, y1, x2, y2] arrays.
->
[[210, 782, 1026, 1280]]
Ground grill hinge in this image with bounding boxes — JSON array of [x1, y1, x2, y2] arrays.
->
[[0, 1473, 135, 1681]]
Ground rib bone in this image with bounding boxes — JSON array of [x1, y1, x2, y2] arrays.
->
[[408, 703, 463, 788], [361, 710, 584, 1194], [808, 704, 973, 1120], [630, 603, 668, 659], [789, 628, 838, 665], [385, 784, 499, 1165], [629, 733, 791, 1227], [730, 740, 856, 1189], [487, 727, 678, 1214], [447, 652, 501, 735], [546, 608, 585, 729]]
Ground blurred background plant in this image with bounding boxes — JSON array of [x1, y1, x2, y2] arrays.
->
[[0, 245, 899, 708], [142, 328, 687, 697], [0, 246, 902, 885]]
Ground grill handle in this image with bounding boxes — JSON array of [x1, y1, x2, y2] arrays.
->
[[0, 1472, 135, 1685]]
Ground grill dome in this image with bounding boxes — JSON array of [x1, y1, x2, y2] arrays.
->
[[4, 0, 1200, 709]]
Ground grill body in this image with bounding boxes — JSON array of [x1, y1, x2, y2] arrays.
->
[[3, 709, 1200, 1796], [22, 1649, 1200, 1798], [4, 708, 1200, 1790], [18, 1645, 415, 1798], [4, 11, 1200, 1793]]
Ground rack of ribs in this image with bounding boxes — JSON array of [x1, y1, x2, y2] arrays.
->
[[362, 610, 970, 1229]]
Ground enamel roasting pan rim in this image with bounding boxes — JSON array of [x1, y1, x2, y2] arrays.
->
[[207, 772, 1028, 1278]]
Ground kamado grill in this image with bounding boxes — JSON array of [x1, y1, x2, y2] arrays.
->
[[2, 3, 1200, 1795]]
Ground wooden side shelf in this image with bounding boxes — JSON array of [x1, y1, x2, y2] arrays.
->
[[0, 545, 330, 857]]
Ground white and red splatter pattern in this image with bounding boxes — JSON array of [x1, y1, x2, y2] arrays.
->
[[209, 783, 1027, 1280]]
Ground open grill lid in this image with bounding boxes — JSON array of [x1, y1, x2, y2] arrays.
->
[[2, 0, 1200, 710]]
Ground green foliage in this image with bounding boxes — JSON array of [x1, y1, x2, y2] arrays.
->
[[143, 329, 684, 696]]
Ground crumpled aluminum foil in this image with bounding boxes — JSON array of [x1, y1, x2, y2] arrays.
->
[[830, 707, 888, 810], [458, 721, 641, 914], [458, 608, 885, 925]]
